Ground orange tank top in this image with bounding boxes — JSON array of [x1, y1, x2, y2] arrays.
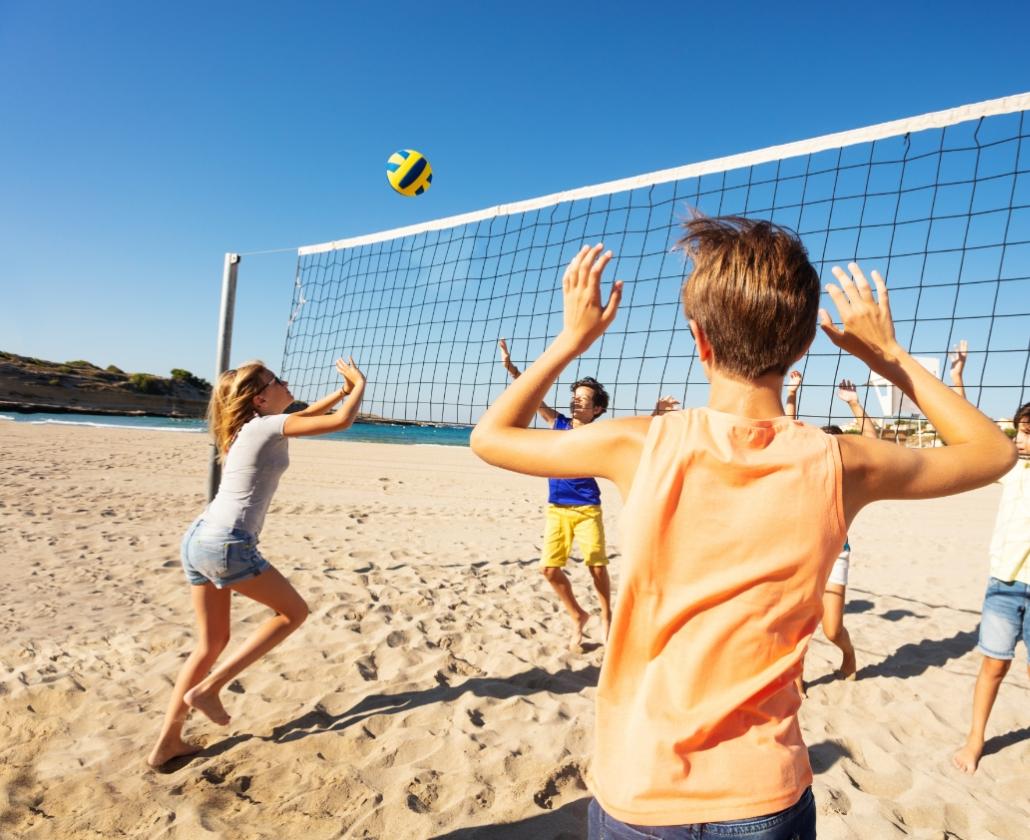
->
[[591, 407, 845, 825]]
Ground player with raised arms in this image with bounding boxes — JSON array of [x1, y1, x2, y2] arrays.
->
[[471, 217, 1014, 837], [148, 358, 365, 769]]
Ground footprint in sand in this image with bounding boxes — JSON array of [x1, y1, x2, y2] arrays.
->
[[201, 767, 226, 785], [385, 630, 408, 648], [405, 770, 441, 814], [819, 786, 851, 817], [355, 654, 378, 681], [533, 762, 586, 810]]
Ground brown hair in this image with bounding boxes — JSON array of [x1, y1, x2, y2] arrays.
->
[[677, 215, 820, 380], [1015, 402, 1030, 427], [571, 376, 609, 413], [207, 361, 271, 462]]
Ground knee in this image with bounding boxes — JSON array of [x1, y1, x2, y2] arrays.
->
[[197, 631, 230, 660], [981, 656, 1011, 679], [823, 621, 845, 644], [283, 598, 309, 628], [541, 566, 562, 582]]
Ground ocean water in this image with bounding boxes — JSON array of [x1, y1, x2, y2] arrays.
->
[[0, 412, 472, 447]]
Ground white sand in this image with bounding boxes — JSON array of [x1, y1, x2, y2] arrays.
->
[[0, 420, 1026, 839]]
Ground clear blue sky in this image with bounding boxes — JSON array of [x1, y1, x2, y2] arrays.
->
[[2, 1, 1028, 393]]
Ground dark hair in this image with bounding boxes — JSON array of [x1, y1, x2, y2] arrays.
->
[[820, 425, 845, 435], [571, 376, 609, 413], [677, 214, 820, 380], [1015, 402, 1030, 427]]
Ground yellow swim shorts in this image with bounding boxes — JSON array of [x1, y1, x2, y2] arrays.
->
[[540, 504, 608, 568]]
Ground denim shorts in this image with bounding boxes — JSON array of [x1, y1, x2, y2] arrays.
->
[[180, 517, 269, 588], [977, 577, 1030, 661], [588, 788, 815, 840]]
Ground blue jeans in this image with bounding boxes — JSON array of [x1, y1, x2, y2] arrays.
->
[[588, 788, 816, 840]]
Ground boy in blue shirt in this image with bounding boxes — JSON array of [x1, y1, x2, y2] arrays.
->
[[499, 338, 613, 650]]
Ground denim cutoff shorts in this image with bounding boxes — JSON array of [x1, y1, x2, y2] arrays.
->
[[180, 516, 269, 588], [977, 576, 1030, 661]]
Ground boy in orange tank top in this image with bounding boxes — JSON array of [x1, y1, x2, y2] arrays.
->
[[471, 217, 1015, 838]]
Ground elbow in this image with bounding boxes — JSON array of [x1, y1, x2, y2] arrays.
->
[[469, 425, 486, 458], [334, 410, 357, 432], [995, 437, 1019, 477], [469, 424, 495, 462], [976, 434, 1018, 486]]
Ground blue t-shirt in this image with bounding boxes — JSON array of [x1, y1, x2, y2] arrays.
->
[[547, 414, 602, 506]]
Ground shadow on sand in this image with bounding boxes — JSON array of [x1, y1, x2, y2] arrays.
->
[[856, 627, 979, 681], [269, 663, 600, 744]]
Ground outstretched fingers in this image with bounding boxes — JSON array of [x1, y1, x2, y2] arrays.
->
[[847, 262, 875, 303], [869, 269, 891, 319], [560, 243, 623, 350], [602, 277, 623, 326], [563, 245, 592, 292]]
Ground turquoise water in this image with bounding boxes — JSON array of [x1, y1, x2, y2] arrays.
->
[[0, 412, 472, 447]]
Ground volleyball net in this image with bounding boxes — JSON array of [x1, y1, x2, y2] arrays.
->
[[282, 93, 1030, 434]]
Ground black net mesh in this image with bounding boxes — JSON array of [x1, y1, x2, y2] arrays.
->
[[283, 106, 1029, 437]]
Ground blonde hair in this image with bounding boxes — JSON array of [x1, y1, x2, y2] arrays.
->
[[208, 361, 271, 462]]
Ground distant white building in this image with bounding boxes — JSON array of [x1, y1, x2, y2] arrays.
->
[[868, 356, 941, 418]]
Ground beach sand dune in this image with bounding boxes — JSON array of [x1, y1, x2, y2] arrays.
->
[[0, 421, 1027, 838]]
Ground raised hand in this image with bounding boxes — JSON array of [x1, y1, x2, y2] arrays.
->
[[786, 370, 803, 395], [819, 263, 901, 372], [335, 356, 365, 394], [560, 244, 623, 355], [836, 379, 859, 404], [497, 337, 520, 377], [949, 339, 967, 378], [653, 395, 681, 416]]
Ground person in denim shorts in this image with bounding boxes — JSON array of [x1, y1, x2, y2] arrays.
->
[[953, 401, 1030, 774], [148, 357, 366, 769]]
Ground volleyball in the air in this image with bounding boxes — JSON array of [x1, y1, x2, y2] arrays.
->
[[386, 149, 433, 197]]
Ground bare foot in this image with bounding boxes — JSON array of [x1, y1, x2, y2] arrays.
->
[[836, 646, 857, 681], [184, 685, 231, 726], [952, 740, 983, 774], [569, 610, 590, 652], [147, 737, 202, 769]]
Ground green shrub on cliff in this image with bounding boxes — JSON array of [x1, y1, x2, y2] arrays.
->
[[170, 369, 211, 390], [128, 373, 169, 395]]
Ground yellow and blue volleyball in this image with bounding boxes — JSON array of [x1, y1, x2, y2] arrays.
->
[[386, 149, 433, 197]]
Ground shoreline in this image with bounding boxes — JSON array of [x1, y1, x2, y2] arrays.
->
[[0, 412, 473, 447], [0, 399, 201, 419], [0, 400, 473, 430]]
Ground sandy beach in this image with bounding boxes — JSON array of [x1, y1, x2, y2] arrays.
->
[[0, 419, 1027, 839]]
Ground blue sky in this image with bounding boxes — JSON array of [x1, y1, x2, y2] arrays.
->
[[1, 1, 1028, 419]]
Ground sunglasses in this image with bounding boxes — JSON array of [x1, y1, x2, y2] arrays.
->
[[258, 374, 286, 393]]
